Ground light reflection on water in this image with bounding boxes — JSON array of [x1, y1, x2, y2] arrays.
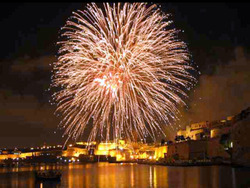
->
[[0, 163, 249, 188]]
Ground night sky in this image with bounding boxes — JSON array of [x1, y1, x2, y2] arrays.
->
[[1, 3, 250, 148]]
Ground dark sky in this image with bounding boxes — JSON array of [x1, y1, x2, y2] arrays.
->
[[0, 3, 250, 148]]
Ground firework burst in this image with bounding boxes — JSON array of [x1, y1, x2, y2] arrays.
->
[[51, 3, 196, 143]]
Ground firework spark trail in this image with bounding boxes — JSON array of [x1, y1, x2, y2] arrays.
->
[[51, 3, 197, 143]]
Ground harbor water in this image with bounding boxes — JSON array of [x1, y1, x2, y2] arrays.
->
[[0, 162, 249, 188]]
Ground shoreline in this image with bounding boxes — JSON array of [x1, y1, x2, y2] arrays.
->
[[1, 160, 248, 169]]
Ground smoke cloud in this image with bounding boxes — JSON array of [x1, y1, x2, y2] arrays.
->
[[177, 46, 250, 129]]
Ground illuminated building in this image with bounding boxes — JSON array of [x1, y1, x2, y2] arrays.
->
[[174, 119, 233, 160], [95, 142, 117, 156], [62, 146, 88, 157], [177, 121, 210, 140], [0, 151, 41, 161], [0, 107, 248, 166], [137, 145, 155, 160], [94, 140, 133, 161], [154, 145, 167, 160], [177, 117, 236, 141], [173, 107, 250, 163]]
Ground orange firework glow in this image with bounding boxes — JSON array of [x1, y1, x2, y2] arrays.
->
[[51, 3, 196, 143]]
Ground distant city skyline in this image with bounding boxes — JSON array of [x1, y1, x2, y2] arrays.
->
[[0, 3, 249, 148]]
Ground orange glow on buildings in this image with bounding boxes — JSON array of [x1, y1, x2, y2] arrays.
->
[[1, 107, 249, 165], [95, 142, 117, 156], [154, 146, 167, 160], [62, 147, 88, 157], [0, 151, 41, 161]]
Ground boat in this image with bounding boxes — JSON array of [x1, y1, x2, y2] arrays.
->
[[35, 170, 62, 181]]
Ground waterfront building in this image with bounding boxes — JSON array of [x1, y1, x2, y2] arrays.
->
[[231, 107, 250, 166], [167, 140, 207, 160], [62, 145, 88, 157], [207, 138, 230, 159], [0, 107, 249, 166], [154, 145, 167, 160], [177, 121, 210, 140], [173, 106, 250, 164]]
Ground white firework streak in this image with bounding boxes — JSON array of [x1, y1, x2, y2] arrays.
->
[[51, 3, 196, 143]]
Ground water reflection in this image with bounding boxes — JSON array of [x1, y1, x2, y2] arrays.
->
[[0, 163, 249, 188]]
